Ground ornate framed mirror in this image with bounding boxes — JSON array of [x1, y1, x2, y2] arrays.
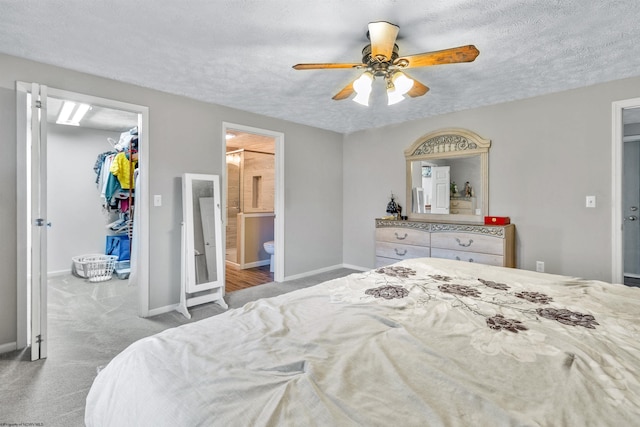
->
[[405, 128, 491, 223]]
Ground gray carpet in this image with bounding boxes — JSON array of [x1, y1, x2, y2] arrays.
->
[[0, 267, 357, 427]]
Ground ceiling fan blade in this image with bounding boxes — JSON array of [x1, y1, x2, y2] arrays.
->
[[395, 45, 479, 68], [332, 81, 355, 100], [292, 63, 363, 70], [368, 21, 399, 60], [406, 75, 430, 98]]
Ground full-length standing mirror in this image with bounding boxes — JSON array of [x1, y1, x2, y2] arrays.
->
[[178, 173, 227, 318]]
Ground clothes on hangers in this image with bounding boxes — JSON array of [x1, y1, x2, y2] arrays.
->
[[95, 130, 139, 215], [113, 127, 138, 152], [110, 152, 137, 190], [94, 151, 116, 185], [114, 131, 133, 152]]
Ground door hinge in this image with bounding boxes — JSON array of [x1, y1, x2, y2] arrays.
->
[[36, 334, 42, 344], [35, 218, 45, 226], [35, 100, 42, 108]]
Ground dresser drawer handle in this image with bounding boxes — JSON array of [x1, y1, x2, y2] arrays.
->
[[394, 232, 408, 240], [455, 238, 473, 247], [455, 256, 474, 263], [394, 248, 408, 256]]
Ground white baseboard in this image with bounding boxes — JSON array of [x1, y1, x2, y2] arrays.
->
[[341, 263, 370, 272], [284, 264, 345, 281], [48, 269, 71, 277], [0, 341, 17, 355]]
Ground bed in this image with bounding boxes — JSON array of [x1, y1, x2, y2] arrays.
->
[[85, 258, 640, 426]]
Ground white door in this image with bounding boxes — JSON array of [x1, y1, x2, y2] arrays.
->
[[623, 139, 640, 277], [29, 83, 49, 360], [430, 166, 450, 214]]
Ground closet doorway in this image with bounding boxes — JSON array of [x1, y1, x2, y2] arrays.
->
[[222, 123, 284, 291], [16, 83, 150, 360], [612, 98, 640, 286]]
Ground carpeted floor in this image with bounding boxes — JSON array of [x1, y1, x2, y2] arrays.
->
[[0, 267, 357, 427]]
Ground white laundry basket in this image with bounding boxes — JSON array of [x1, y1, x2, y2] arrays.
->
[[72, 254, 118, 282]]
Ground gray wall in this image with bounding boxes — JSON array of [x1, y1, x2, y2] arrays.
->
[[0, 85, 17, 347], [343, 75, 640, 281], [47, 124, 122, 273], [0, 53, 343, 347]]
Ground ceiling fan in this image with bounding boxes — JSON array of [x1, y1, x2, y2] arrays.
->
[[292, 21, 479, 106]]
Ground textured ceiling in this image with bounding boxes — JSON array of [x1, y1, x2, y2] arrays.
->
[[2, 1, 640, 134]]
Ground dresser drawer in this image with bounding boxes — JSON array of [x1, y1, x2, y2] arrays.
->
[[375, 227, 430, 246], [431, 248, 504, 266], [431, 232, 504, 255], [375, 242, 430, 260]]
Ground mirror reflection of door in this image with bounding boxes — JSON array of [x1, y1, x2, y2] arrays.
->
[[430, 166, 451, 214]]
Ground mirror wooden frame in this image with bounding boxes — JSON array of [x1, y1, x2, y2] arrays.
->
[[405, 128, 491, 223]]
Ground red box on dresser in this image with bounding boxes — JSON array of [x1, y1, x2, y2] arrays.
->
[[484, 216, 511, 225]]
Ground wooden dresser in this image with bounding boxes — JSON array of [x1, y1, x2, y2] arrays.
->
[[375, 219, 515, 268]]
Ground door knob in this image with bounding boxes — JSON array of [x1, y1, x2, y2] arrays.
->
[[631, 206, 638, 211], [627, 216, 638, 221]]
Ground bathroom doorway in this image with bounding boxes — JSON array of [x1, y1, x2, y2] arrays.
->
[[222, 123, 284, 291]]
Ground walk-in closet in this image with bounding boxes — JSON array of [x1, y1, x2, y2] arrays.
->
[[47, 98, 140, 283]]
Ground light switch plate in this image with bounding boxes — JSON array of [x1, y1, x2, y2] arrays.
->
[[154, 194, 162, 207], [586, 195, 596, 208]]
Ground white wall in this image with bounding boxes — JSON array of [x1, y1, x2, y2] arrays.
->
[[47, 124, 122, 273], [343, 75, 640, 282], [1, 53, 343, 348]]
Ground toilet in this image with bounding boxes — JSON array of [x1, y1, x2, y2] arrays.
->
[[263, 240, 275, 272]]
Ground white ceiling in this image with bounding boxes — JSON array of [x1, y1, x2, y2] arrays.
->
[[2, 1, 640, 133]]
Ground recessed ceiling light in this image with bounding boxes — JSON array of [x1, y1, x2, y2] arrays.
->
[[56, 101, 91, 126]]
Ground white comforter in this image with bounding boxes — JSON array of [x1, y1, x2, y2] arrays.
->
[[85, 258, 640, 426]]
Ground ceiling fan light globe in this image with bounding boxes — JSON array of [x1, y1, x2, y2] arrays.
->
[[387, 91, 405, 105], [353, 92, 371, 106], [352, 72, 373, 106], [353, 72, 373, 93], [392, 72, 414, 95]]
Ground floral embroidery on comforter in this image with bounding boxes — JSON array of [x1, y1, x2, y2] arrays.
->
[[328, 259, 615, 363], [361, 265, 599, 333]]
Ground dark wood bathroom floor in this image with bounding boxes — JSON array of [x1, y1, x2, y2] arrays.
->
[[225, 263, 273, 292]]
